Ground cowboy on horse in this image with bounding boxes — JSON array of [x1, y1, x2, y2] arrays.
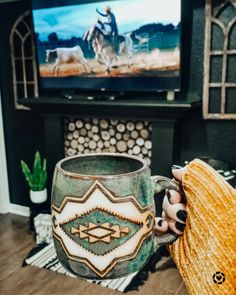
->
[[96, 6, 119, 52]]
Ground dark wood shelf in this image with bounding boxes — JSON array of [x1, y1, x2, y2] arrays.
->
[[18, 96, 201, 120]]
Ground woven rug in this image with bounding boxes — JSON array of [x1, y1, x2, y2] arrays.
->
[[23, 242, 172, 292]]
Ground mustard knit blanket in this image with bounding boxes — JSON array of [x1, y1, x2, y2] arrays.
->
[[168, 159, 236, 295]]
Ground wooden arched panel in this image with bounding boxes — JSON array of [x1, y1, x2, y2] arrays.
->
[[203, 0, 236, 119], [10, 11, 38, 110]]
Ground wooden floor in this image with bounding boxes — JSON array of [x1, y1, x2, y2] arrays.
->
[[0, 214, 188, 295]]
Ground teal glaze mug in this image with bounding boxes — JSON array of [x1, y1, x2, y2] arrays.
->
[[51, 153, 180, 279]]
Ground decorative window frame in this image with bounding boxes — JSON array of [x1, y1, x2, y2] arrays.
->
[[203, 0, 236, 119], [10, 10, 38, 110]]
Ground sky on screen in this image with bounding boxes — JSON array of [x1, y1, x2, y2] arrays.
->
[[33, 0, 181, 41]]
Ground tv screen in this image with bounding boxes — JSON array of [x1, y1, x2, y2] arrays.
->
[[31, 0, 181, 93]]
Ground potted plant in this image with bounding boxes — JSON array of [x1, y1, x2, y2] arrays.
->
[[21, 151, 48, 204]]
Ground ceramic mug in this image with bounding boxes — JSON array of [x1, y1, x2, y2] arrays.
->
[[51, 153, 180, 279]]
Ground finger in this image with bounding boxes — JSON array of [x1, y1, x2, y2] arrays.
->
[[167, 218, 185, 235], [162, 210, 166, 219], [172, 166, 187, 181], [163, 212, 185, 235], [154, 217, 168, 235], [166, 189, 182, 204], [163, 197, 187, 222]]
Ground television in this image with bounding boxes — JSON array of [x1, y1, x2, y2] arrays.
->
[[31, 0, 181, 96]]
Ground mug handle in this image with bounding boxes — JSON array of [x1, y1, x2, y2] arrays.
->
[[150, 175, 183, 248]]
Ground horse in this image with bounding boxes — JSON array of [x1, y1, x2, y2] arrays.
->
[[83, 21, 133, 74], [118, 33, 133, 67]]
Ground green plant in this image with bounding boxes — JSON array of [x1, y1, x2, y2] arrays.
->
[[21, 151, 47, 191]]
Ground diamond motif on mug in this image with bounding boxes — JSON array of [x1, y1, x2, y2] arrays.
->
[[52, 180, 154, 277], [59, 208, 140, 256], [70, 222, 130, 243]]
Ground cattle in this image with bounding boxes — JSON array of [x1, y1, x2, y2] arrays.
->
[[45, 45, 90, 76]]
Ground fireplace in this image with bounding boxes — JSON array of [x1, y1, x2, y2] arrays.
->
[[18, 96, 200, 195]]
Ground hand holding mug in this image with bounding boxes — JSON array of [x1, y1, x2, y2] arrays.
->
[[155, 166, 187, 236]]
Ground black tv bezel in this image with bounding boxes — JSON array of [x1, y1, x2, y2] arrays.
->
[[31, 0, 182, 96]]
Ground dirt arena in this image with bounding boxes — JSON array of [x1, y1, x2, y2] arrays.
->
[[40, 49, 179, 78]]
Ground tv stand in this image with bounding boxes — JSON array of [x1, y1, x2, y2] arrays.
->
[[61, 90, 74, 100], [86, 94, 116, 101], [62, 93, 116, 101], [62, 91, 126, 101], [166, 91, 175, 101]]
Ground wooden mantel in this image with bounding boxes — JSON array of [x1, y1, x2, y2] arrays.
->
[[18, 96, 201, 120]]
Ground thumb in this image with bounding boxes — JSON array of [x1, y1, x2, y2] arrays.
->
[[172, 166, 187, 182]]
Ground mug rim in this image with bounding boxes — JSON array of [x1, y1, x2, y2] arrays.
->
[[56, 153, 149, 179]]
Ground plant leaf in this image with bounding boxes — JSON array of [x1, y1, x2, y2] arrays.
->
[[20, 152, 47, 191]]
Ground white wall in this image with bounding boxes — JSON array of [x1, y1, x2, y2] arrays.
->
[[0, 89, 10, 213]]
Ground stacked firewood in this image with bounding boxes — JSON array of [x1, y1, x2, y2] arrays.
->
[[64, 118, 152, 166]]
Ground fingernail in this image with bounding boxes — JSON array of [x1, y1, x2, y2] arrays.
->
[[176, 210, 187, 222], [175, 221, 185, 232], [157, 219, 163, 226], [166, 190, 172, 204], [172, 165, 182, 170]]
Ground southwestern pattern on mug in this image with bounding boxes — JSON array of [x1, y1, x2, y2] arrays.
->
[[52, 180, 155, 277]]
